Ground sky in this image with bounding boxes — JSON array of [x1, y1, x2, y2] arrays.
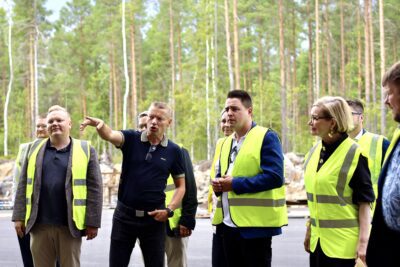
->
[[45, 0, 69, 22]]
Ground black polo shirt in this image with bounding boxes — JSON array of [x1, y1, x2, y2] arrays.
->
[[36, 139, 71, 226], [118, 130, 185, 210]]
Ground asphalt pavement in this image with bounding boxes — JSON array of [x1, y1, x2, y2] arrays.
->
[[0, 209, 309, 267]]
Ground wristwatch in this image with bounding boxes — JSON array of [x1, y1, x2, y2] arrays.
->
[[165, 207, 174, 218]]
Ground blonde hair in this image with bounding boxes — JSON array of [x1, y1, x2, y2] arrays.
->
[[47, 105, 70, 118], [313, 96, 354, 133]]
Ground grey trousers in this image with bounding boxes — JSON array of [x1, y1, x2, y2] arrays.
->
[[165, 236, 189, 267]]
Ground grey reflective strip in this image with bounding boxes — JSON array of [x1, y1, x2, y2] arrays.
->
[[304, 142, 319, 171], [26, 198, 31, 205], [80, 140, 89, 158], [74, 199, 86, 206], [318, 219, 358, 228], [336, 143, 358, 205], [73, 179, 86, 186], [216, 200, 222, 208], [228, 198, 286, 207], [316, 195, 352, 204], [307, 192, 314, 202], [165, 184, 175, 192], [27, 178, 33, 185], [369, 135, 378, 160], [310, 218, 316, 226], [28, 139, 46, 158]]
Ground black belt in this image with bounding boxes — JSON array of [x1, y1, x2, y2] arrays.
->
[[116, 201, 153, 218]]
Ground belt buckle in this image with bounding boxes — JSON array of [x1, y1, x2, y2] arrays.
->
[[135, 210, 145, 217]]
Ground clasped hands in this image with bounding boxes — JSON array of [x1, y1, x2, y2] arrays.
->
[[211, 175, 233, 193]]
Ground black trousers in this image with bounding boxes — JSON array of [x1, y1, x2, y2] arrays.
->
[[109, 202, 166, 267], [221, 224, 272, 267], [310, 241, 355, 267], [212, 228, 228, 267], [17, 233, 34, 267]]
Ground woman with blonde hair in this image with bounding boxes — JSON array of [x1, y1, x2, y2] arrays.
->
[[303, 96, 374, 267]]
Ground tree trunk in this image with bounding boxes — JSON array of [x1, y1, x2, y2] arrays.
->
[[111, 45, 119, 129], [177, 20, 183, 93], [364, 0, 371, 130], [315, 0, 320, 98], [29, 30, 35, 138], [278, 0, 288, 152], [213, 0, 219, 144], [339, 0, 346, 95], [357, 1, 362, 99], [233, 0, 240, 89], [206, 38, 211, 160], [257, 29, 263, 125], [324, 0, 332, 95], [130, 12, 137, 128], [122, 0, 130, 130], [4, 1, 13, 156], [307, 0, 314, 112], [368, 0, 377, 132], [379, 0, 386, 135], [224, 0, 234, 91], [169, 0, 176, 139]]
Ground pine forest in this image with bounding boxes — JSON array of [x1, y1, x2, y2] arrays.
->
[[0, 0, 399, 162]]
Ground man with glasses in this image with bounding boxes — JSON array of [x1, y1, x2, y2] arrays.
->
[[212, 90, 287, 267], [12, 115, 48, 267], [80, 102, 186, 267], [346, 99, 389, 200]]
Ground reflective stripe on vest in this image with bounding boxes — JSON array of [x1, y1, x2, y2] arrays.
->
[[212, 126, 288, 227], [357, 131, 384, 186], [165, 144, 183, 230], [208, 138, 226, 213], [304, 138, 361, 259], [25, 138, 90, 230]]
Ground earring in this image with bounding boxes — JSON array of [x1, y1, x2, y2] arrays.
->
[[328, 129, 334, 138]]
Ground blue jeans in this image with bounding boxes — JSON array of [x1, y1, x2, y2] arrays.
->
[[109, 201, 166, 267]]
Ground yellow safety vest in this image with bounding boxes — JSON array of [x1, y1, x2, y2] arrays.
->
[[207, 138, 226, 213], [165, 144, 184, 230], [357, 131, 385, 196], [25, 138, 90, 230], [212, 126, 288, 227], [383, 127, 400, 164], [304, 138, 361, 259]]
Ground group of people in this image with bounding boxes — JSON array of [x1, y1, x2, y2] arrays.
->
[[10, 61, 400, 267]]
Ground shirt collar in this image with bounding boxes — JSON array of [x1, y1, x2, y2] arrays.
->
[[353, 128, 364, 141], [140, 131, 168, 147], [233, 121, 256, 142]]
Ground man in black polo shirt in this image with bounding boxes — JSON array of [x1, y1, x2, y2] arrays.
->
[[81, 101, 186, 267]]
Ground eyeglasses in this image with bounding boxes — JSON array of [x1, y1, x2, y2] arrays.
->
[[351, 112, 362, 116], [145, 145, 157, 162], [309, 115, 332, 122]]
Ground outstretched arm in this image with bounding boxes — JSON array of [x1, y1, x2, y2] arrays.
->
[[80, 116, 123, 147]]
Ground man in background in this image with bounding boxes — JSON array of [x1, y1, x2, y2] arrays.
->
[[12, 115, 48, 267], [346, 99, 389, 199]]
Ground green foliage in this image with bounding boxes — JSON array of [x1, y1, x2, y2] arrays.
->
[[1, 0, 400, 161]]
